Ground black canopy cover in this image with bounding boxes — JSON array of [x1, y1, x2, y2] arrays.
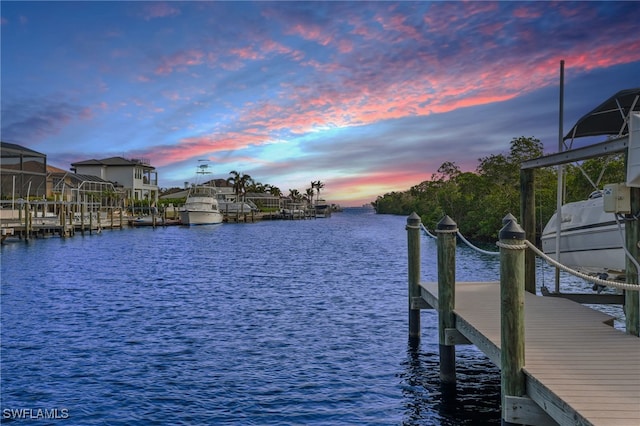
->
[[564, 88, 640, 140]]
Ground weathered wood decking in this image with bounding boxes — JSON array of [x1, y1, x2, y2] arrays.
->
[[420, 281, 640, 426]]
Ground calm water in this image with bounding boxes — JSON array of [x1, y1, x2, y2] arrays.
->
[[1, 208, 618, 425]]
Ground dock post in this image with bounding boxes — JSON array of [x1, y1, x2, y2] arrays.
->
[[80, 201, 85, 235], [406, 212, 422, 343], [24, 202, 31, 241], [89, 200, 93, 235], [60, 204, 66, 237], [498, 218, 526, 424], [520, 168, 536, 294], [436, 215, 457, 385], [625, 187, 640, 336]]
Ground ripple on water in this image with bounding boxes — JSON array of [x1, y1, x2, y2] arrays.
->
[[1, 210, 503, 424]]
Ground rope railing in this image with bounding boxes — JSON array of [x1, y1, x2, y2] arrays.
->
[[420, 223, 500, 256], [456, 230, 500, 256], [419, 223, 436, 239], [420, 220, 640, 292], [524, 240, 640, 292]]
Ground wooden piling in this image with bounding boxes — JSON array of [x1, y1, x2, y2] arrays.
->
[[60, 205, 66, 237], [436, 215, 457, 385], [24, 203, 31, 241], [625, 186, 640, 336], [498, 218, 526, 423], [407, 212, 422, 342], [89, 202, 93, 235], [80, 202, 85, 235], [520, 168, 536, 294]]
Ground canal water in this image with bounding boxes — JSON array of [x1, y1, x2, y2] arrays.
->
[[0, 208, 621, 425]]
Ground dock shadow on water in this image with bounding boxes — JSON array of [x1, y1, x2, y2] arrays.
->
[[1, 208, 502, 425]]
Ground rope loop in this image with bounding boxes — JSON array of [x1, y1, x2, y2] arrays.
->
[[496, 241, 527, 250], [435, 228, 457, 234]]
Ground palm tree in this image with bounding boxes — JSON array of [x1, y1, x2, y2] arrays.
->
[[288, 189, 301, 201], [247, 181, 267, 193], [269, 186, 282, 197], [305, 187, 314, 207], [227, 171, 253, 200], [312, 180, 325, 203]]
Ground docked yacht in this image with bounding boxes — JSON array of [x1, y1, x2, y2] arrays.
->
[[180, 185, 224, 225], [315, 199, 332, 218], [179, 163, 224, 225]]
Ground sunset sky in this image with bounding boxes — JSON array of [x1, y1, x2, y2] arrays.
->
[[2, 1, 639, 206]]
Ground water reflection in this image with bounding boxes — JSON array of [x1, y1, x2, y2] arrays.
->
[[400, 340, 501, 425]]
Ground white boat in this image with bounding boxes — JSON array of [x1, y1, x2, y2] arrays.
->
[[315, 199, 331, 218], [218, 200, 257, 214], [179, 163, 224, 225], [541, 192, 625, 277], [180, 185, 224, 225], [541, 88, 640, 278]]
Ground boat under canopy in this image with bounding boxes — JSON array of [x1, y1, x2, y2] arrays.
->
[[542, 88, 640, 278]]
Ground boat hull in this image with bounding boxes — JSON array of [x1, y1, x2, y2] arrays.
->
[[541, 196, 625, 276], [179, 210, 223, 225]]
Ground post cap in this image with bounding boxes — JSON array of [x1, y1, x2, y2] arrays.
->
[[437, 215, 457, 230], [407, 212, 421, 225], [502, 212, 517, 225], [499, 219, 525, 240]]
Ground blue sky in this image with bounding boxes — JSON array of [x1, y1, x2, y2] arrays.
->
[[1, 1, 639, 206]]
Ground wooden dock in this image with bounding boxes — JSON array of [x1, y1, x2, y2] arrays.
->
[[407, 213, 640, 425], [419, 281, 640, 426]]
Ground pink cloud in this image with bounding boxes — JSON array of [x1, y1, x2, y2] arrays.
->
[[79, 107, 93, 120], [142, 2, 180, 21], [155, 49, 204, 75], [150, 131, 271, 166], [375, 13, 422, 41], [513, 6, 542, 19], [230, 46, 262, 60], [287, 23, 333, 46], [347, 16, 380, 40]]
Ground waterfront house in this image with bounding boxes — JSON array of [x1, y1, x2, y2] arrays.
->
[[0, 141, 47, 200], [71, 156, 159, 206]]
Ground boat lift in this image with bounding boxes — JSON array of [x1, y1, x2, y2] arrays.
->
[[520, 84, 640, 334]]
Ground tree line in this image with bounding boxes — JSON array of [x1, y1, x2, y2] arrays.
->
[[373, 136, 625, 241]]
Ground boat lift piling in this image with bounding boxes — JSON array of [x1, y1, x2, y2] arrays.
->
[[520, 140, 640, 335], [626, 186, 640, 336]]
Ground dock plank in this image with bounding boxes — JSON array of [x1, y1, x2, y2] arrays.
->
[[419, 281, 640, 426]]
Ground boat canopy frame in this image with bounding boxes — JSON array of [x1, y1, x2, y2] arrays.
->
[[518, 88, 640, 321], [564, 88, 640, 142]]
